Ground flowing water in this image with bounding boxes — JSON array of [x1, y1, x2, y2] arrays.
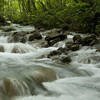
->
[[0, 24, 100, 100]]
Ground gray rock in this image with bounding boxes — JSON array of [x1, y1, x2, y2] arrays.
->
[[28, 29, 42, 41], [48, 50, 61, 58], [73, 35, 82, 43], [71, 44, 80, 51], [82, 34, 97, 46], [0, 45, 4, 52], [60, 55, 71, 63], [45, 29, 67, 42]]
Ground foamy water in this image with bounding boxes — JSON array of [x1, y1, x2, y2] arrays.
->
[[0, 24, 100, 100]]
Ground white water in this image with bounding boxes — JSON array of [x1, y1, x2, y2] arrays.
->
[[0, 24, 100, 100]]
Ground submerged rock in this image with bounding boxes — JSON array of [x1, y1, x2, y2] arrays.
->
[[0, 91, 11, 100], [0, 45, 4, 52], [8, 31, 27, 43], [0, 67, 57, 97], [79, 56, 100, 64], [12, 45, 26, 53]]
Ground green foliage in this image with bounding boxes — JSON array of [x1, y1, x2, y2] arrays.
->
[[0, 0, 100, 34]]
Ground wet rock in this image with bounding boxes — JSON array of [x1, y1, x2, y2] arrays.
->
[[0, 91, 11, 100], [82, 34, 97, 46], [71, 44, 80, 51], [3, 27, 15, 32], [0, 45, 4, 52], [41, 41, 49, 48], [89, 40, 99, 46], [73, 35, 82, 43], [12, 45, 26, 53], [57, 47, 67, 53], [31, 67, 57, 83], [60, 55, 71, 63], [0, 67, 57, 97], [8, 31, 27, 43], [79, 56, 100, 64], [65, 41, 74, 50], [28, 29, 42, 41], [48, 50, 61, 58], [49, 38, 61, 46], [0, 77, 29, 97], [45, 29, 67, 45]]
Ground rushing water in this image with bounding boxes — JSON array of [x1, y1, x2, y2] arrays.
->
[[0, 24, 100, 100]]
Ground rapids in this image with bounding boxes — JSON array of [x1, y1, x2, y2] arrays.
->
[[0, 24, 100, 100]]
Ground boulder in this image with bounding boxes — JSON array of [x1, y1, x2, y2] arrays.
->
[[48, 50, 61, 58], [0, 67, 57, 97], [49, 38, 61, 46], [60, 55, 71, 63], [81, 34, 97, 46], [0, 77, 29, 97], [31, 67, 57, 83], [89, 40, 99, 46], [65, 41, 74, 50], [0, 45, 4, 52], [73, 35, 82, 43], [8, 31, 27, 43], [12, 45, 26, 53], [28, 29, 42, 41], [71, 44, 80, 51], [79, 56, 100, 64], [0, 91, 11, 100], [41, 41, 49, 48], [57, 47, 67, 53], [45, 29, 67, 44]]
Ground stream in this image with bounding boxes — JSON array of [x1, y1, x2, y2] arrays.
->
[[0, 24, 100, 100]]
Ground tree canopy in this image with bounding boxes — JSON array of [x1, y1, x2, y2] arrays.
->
[[0, 0, 100, 33]]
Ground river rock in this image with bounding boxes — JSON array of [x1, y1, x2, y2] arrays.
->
[[65, 41, 75, 50], [89, 40, 99, 46], [48, 50, 61, 58], [3, 27, 15, 32], [49, 38, 61, 46], [41, 41, 49, 48], [79, 56, 100, 64], [73, 35, 82, 43], [28, 29, 42, 41], [45, 29, 67, 45], [57, 47, 67, 53], [0, 77, 29, 97], [0, 91, 11, 100], [81, 34, 97, 46], [60, 55, 71, 63], [8, 31, 27, 43], [0, 45, 4, 52], [0, 67, 57, 97], [12, 45, 26, 53], [71, 44, 80, 51], [31, 67, 57, 83]]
